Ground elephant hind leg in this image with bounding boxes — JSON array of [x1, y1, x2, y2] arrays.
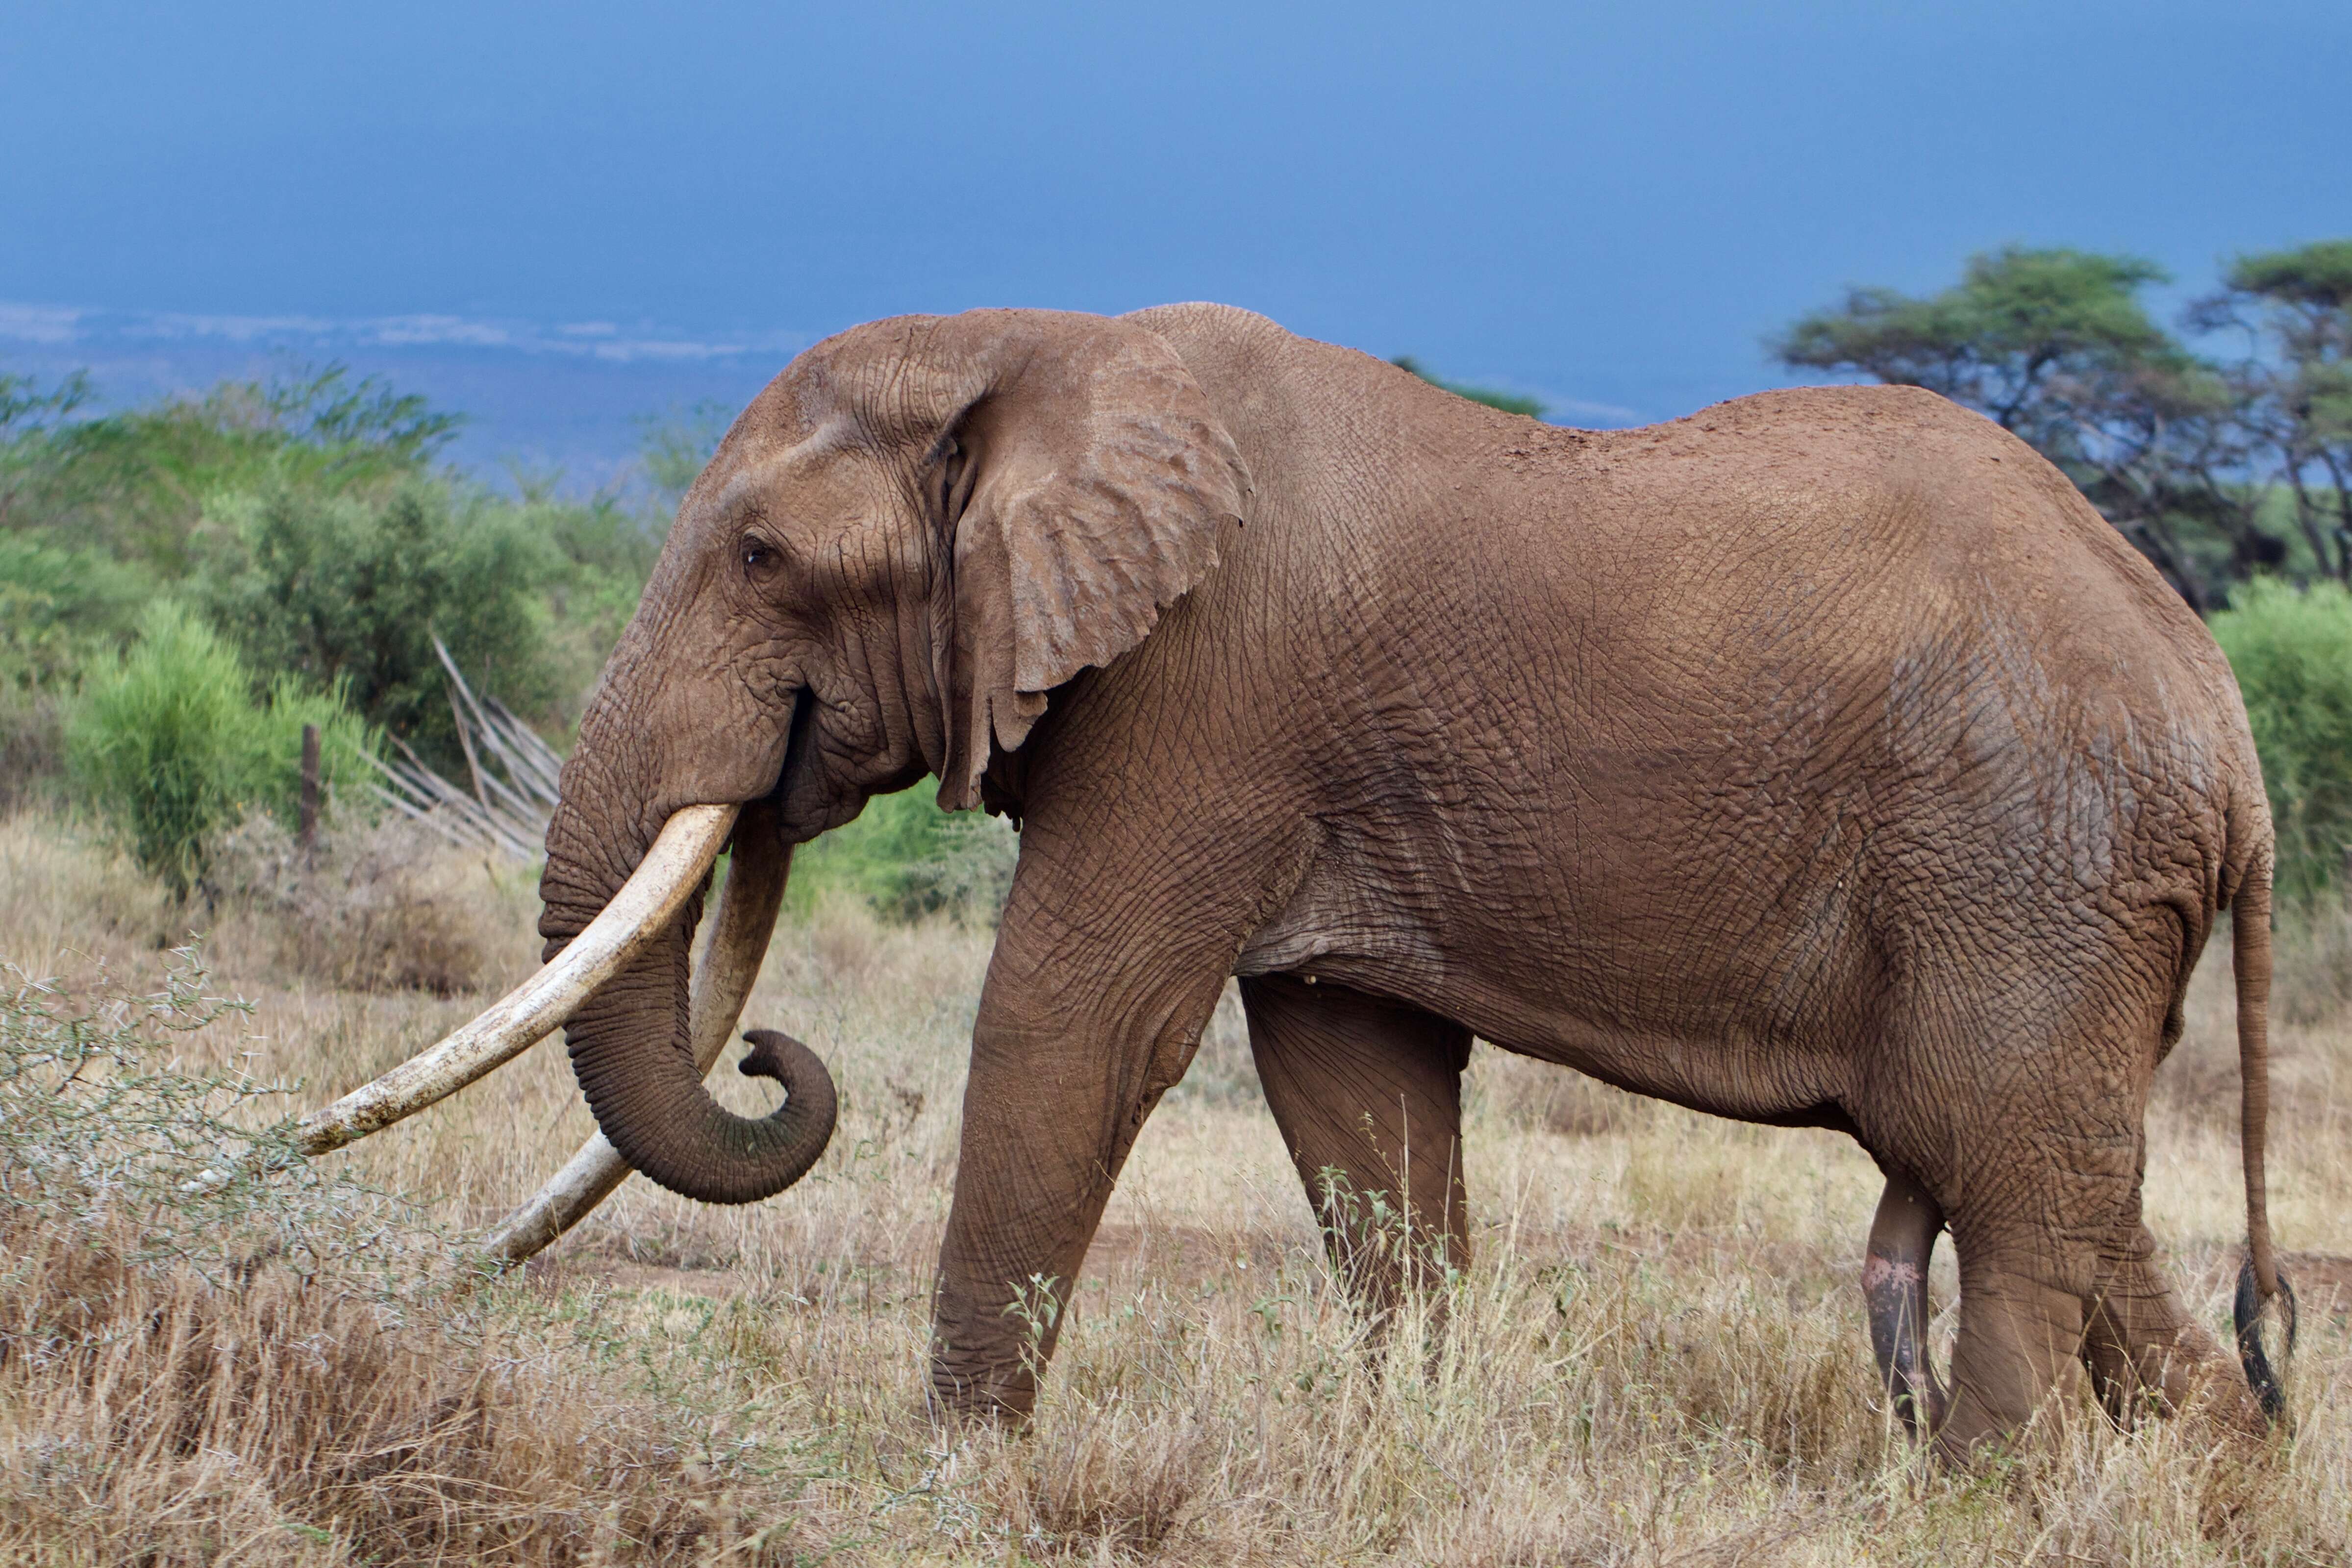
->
[[2082, 1221, 2267, 1438], [1934, 1230, 2097, 1460], [1864, 1169, 1949, 1440], [1862, 956, 2176, 1459], [1915, 1098, 2126, 1457], [1239, 974, 1472, 1315]]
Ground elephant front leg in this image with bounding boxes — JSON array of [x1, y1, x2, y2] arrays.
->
[[1240, 974, 1473, 1315], [926, 914, 1231, 1422]]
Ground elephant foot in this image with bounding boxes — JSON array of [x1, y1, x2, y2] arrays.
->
[[926, 1376, 1037, 1436]]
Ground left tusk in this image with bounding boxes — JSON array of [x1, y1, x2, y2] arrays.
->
[[480, 806, 792, 1263], [294, 804, 739, 1157]]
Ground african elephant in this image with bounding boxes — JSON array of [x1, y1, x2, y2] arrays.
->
[[366, 303, 2294, 1457]]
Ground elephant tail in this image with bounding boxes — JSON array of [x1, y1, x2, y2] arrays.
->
[[2228, 856, 2296, 1419]]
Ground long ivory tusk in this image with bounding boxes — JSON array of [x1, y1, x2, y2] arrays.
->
[[295, 804, 740, 1157], [480, 813, 791, 1263]]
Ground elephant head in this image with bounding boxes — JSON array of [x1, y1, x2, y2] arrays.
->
[[532, 309, 1252, 1205]]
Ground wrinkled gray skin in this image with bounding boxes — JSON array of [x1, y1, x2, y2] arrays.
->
[[539, 303, 2287, 1459]]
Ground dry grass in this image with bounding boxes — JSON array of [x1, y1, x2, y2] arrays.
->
[[1, 1213, 794, 1565], [1, 806, 2347, 1565], [210, 813, 532, 997]]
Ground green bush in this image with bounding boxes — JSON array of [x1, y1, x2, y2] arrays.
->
[[0, 534, 151, 809], [518, 486, 668, 718], [790, 784, 1018, 922], [0, 532, 150, 690], [8, 363, 673, 779], [2209, 576, 2352, 900], [193, 477, 563, 769], [0, 947, 337, 1266], [67, 604, 373, 897], [249, 673, 376, 827]]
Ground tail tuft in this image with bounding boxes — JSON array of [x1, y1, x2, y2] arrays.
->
[[2233, 1256, 2299, 1420]]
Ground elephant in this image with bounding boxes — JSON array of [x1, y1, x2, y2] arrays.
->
[[321, 302, 2292, 1458]]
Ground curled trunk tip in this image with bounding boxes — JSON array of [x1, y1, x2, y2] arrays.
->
[[564, 919, 838, 1208]]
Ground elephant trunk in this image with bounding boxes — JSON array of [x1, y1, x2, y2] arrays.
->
[[542, 800, 835, 1207]]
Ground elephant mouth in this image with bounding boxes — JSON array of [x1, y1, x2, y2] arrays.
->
[[770, 684, 820, 827]]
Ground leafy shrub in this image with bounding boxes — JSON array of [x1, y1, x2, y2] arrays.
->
[[8, 362, 677, 788], [67, 606, 261, 897], [0, 536, 152, 808], [0, 364, 95, 536], [194, 477, 563, 768], [0, 532, 150, 690], [520, 486, 668, 720], [67, 605, 373, 898], [0, 949, 364, 1271], [790, 784, 1018, 923], [2209, 576, 2352, 900], [246, 674, 375, 826]]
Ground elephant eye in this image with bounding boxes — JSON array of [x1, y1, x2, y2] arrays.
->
[[741, 538, 781, 579]]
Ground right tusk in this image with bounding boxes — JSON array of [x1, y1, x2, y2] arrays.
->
[[295, 803, 739, 1157], [480, 808, 792, 1263]]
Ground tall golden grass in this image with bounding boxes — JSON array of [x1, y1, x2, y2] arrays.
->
[[1, 807, 2345, 1565]]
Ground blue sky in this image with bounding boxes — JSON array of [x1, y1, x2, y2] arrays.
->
[[5, 1, 2346, 480]]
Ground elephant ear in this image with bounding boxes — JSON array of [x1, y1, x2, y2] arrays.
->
[[930, 311, 1250, 810]]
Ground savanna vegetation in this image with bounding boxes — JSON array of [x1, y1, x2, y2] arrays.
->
[[0, 363, 995, 913], [3, 247, 2351, 1562]]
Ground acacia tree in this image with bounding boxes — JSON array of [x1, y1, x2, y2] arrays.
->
[[1772, 248, 2275, 611], [2192, 241, 2352, 584]]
